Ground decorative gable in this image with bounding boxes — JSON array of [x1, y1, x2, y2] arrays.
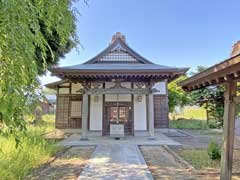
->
[[96, 39, 138, 63], [98, 50, 138, 63], [84, 32, 153, 64]]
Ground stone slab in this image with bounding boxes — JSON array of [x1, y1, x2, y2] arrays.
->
[[58, 131, 181, 147]]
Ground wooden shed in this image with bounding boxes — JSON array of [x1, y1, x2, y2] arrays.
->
[[179, 41, 240, 180]]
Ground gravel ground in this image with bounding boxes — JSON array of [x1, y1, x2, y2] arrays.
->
[[167, 129, 240, 149]]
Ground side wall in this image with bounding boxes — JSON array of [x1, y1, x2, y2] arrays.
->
[[56, 83, 82, 129], [153, 81, 169, 128]]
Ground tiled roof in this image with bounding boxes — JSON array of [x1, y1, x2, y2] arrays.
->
[[55, 63, 186, 72], [50, 32, 188, 77]]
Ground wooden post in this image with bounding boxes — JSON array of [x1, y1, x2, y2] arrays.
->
[[148, 93, 155, 139], [80, 93, 89, 140], [220, 82, 237, 180], [206, 101, 209, 125]]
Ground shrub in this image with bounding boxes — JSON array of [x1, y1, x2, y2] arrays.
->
[[208, 122, 217, 129], [207, 141, 221, 160]]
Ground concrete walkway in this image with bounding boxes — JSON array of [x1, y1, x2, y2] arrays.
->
[[78, 144, 153, 180]]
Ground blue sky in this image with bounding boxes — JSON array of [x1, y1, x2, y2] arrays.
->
[[40, 0, 240, 86]]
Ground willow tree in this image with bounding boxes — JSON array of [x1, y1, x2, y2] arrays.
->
[[0, 0, 78, 140], [168, 76, 189, 113]]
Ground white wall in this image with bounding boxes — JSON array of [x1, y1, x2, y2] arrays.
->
[[89, 83, 103, 131], [58, 87, 70, 94], [153, 82, 167, 95], [105, 82, 131, 101], [72, 83, 82, 94], [134, 95, 147, 130], [89, 95, 103, 131], [61, 83, 69, 86]]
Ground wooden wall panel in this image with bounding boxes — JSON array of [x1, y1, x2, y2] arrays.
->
[[154, 95, 169, 128], [56, 95, 82, 129], [69, 95, 82, 129], [56, 95, 70, 128]]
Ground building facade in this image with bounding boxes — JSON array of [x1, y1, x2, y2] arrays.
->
[[47, 32, 188, 138]]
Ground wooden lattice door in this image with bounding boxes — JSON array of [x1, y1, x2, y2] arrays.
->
[[103, 105, 133, 135]]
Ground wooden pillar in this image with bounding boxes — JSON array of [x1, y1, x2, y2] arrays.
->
[[80, 93, 89, 140], [220, 82, 237, 180], [206, 101, 209, 125], [148, 93, 155, 139]]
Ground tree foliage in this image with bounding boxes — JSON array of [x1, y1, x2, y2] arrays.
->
[[190, 86, 225, 124], [0, 0, 78, 141], [168, 76, 189, 112], [188, 66, 225, 125]]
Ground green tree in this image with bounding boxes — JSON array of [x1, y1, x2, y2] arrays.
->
[[0, 0, 78, 142], [35, 19, 77, 74], [168, 76, 189, 112], [188, 66, 225, 125], [190, 86, 225, 125]]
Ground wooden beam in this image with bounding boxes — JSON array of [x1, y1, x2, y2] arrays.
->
[[86, 87, 151, 95], [220, 82, 237, 180]]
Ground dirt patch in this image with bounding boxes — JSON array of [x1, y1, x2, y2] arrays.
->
[[43, 130, 72, 140], [140, 146, 198, 180], [26, 146, 95, 180], [140, 146, 240, 180]]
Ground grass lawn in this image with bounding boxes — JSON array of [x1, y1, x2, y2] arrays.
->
[[169, 106, 217, 129], [169, 119, 208, 129], [175, 149, 220, 170], [174, 148, 240, 175], [170, 106, 207, 120], [0, 114, 60, 180]]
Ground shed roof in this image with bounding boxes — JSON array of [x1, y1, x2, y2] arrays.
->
[[45, 79, 67, 89], [179, 53, 240, 91]]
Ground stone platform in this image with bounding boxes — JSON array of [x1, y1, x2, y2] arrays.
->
[[58, 131, 181, 147]]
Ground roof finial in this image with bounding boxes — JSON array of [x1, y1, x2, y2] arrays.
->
[[111, 32, 126, 44], [231, 40, 240, 57]]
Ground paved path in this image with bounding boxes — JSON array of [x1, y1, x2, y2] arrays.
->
[[78, 144, 153, 180]]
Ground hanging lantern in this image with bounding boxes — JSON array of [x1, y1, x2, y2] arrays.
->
[[137, 95, 142, 102], [94, 95, 99, 102]]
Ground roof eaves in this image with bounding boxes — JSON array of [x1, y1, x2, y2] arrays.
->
[[45, 79, 67, 89], [178, 53, 240, 87], [51, 67, 189, 74]]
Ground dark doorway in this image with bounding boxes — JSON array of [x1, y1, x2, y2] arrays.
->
[[103, 102, 133, 135]]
